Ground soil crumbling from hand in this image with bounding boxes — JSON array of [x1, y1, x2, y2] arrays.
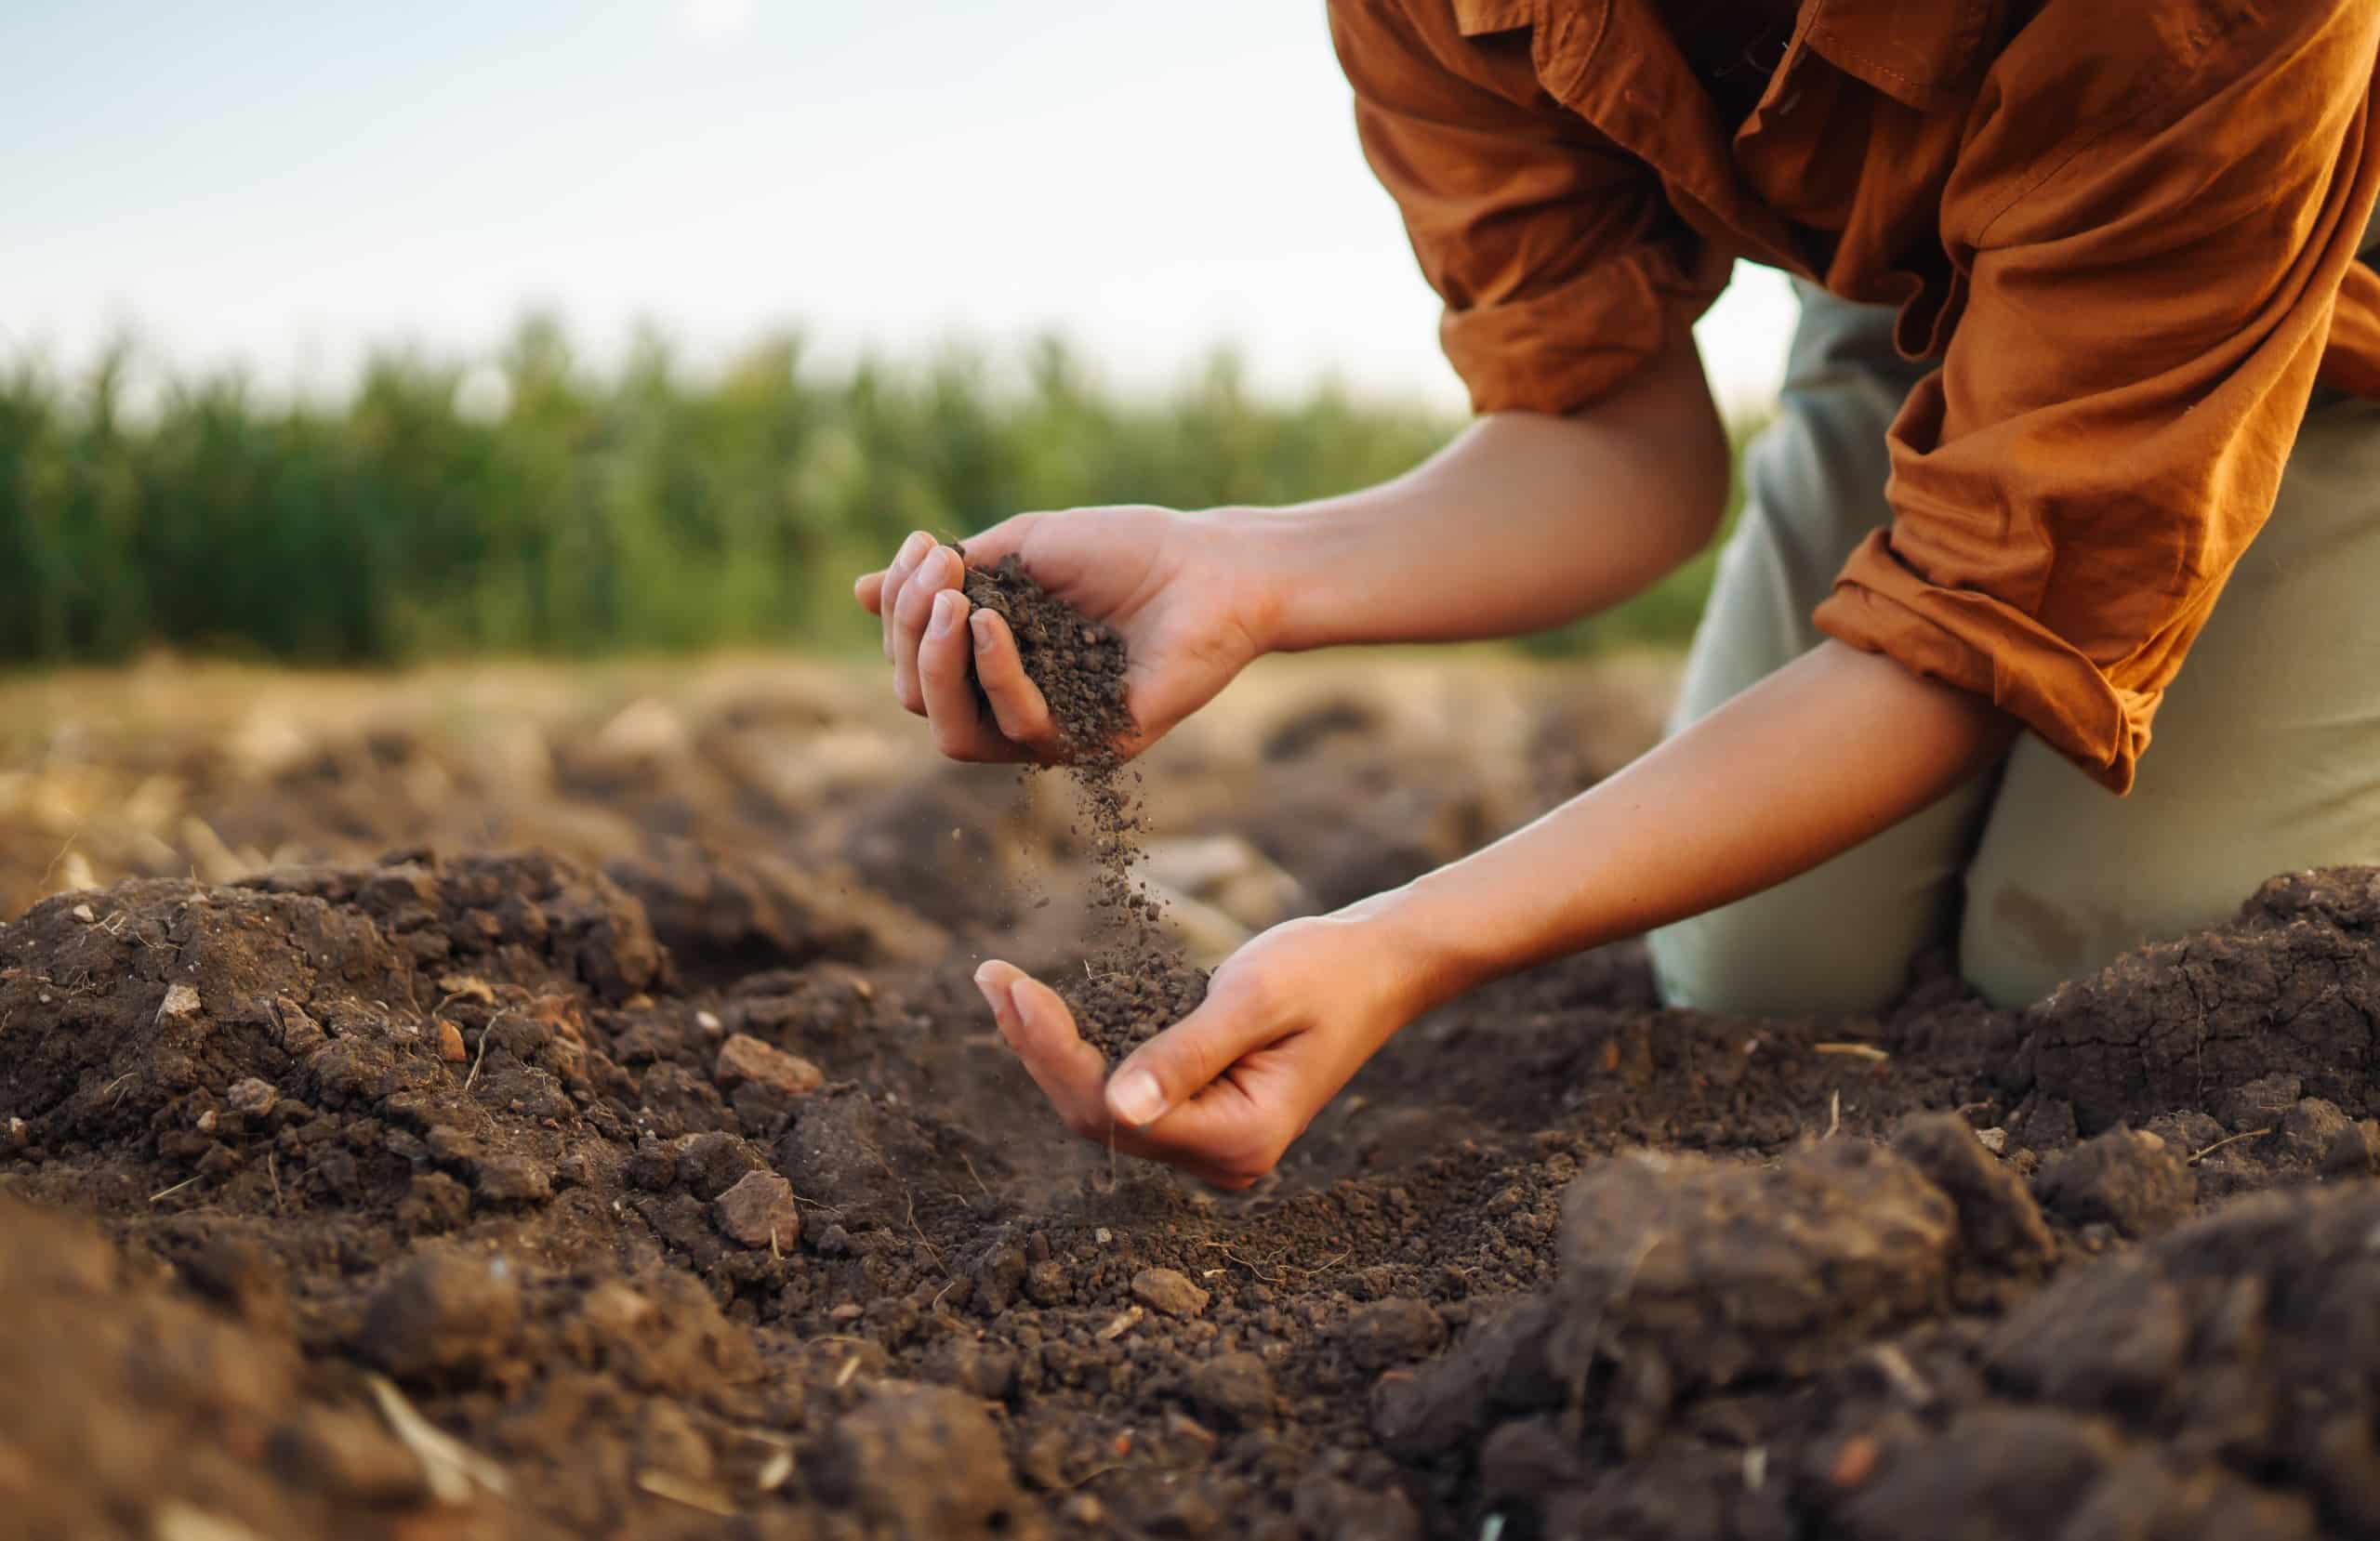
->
[[959, 549, 1208, 1061]]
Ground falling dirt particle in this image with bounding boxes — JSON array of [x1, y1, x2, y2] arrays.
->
[[437, 1021, 468, 1063], [1831, 1433, 1881, 1488], [155, 983, 202, 1023], [694, 1009, 723, 1035], [756, 1450, 794, 1492]]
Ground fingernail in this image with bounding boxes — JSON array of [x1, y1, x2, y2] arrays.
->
[[973, 965, 1016, 1029], [970, 611, 997, 652], [929, 589, 961, 638], [898, 531, 933, 569], [1109, 1068, 1167, 1126]]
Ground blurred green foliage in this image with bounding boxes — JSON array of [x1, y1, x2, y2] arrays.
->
[[0, 319, 1751, 665]]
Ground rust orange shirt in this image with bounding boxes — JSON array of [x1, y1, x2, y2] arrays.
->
[[1329, 0, 2380, 791]]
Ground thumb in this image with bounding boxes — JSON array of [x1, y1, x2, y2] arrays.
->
[[1104, 986, 1268, 1129], [952, 510, 1041, 573]]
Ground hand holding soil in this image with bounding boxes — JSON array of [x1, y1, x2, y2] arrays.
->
[[853, 507, 1276, 764], [974, 911, 1423, 1189], [863, 520, 1432, 1187]]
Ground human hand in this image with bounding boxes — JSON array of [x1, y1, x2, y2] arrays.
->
[[853, 507, 1281, 763], [969, 910, 1424, 1189]]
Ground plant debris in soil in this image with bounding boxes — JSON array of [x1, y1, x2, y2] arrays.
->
[[959, 549, 1209, 1062]]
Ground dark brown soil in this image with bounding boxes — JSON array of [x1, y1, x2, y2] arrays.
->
[[959, 550, 1207, 1061], [958, 552, 1134, 763], [8, 664, 2380, 1540]]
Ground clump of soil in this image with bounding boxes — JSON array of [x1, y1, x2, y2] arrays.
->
[[959, 549, 1208, 1061], [2018, 867, 2380, 1133]]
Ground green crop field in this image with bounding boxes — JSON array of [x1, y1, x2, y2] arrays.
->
[[0, 319, 1750, 666]]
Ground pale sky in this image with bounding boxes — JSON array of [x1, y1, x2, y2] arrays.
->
[[3, 0, 1799, 413]]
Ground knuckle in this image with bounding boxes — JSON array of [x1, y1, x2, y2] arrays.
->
[[1220, 967, 1278, 1022]]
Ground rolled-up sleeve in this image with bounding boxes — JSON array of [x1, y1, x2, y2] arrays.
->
[[1328, 0, 1731, 415], [1816, 0, 2380, 792]]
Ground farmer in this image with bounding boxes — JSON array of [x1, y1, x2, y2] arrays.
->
[[858, 0, 2380, 1188]]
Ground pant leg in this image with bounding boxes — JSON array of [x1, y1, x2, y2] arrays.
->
[[1648, 281, 1996, 1017], [1960, 381, 2380, 1006]]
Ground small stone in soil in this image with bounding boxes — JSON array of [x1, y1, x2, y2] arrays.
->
[[1130, 1266, 1210, 1320], [713, 1034, 824, 1104], [713, 1170, 801, 1250]]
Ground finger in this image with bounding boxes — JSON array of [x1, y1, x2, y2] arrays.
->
[[953, 510, 1041, 573], [920, 590, 1022, 762], [854, 570, 886, 615], [1105, 982, 1279, 1129], [891, 544, 962, 715], [977, 964, 1112, 1137], [878, 530, 937, 661], [967, 611, 1060, 753]]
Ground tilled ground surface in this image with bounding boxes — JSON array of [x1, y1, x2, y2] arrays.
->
[[4, 658, 2377, 1540]]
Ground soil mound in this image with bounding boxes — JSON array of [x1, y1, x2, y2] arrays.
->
[[2018, 867, 2380, 1133], [960, 550, 1209, 1060]]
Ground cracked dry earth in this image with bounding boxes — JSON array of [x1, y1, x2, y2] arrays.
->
[[6, 668, 2380, 1540]]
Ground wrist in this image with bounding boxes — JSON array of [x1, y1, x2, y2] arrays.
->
[[1191, 503, 1362, 656], [1334, 880, 1488, 1027]]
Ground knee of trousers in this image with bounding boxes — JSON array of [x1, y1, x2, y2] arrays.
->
[[1646, 790, 1986, 1019]]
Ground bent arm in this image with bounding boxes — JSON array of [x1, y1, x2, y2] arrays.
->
[[1240, 330, 1731, 652], [1361, 639, 2018, 1009]]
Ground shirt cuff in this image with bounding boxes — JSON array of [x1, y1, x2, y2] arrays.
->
[[1814, 529, 2152, 793], [1439, 242, 1730, 415]]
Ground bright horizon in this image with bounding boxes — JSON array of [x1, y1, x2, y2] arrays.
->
[[5, 0, 1799, 415]]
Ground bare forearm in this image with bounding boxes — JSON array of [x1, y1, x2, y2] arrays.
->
[[1242, 333, 1731, 652], [1362, 642, 2019, 1009]]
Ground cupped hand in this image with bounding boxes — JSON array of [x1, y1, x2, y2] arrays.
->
[[969, 911, 1422, 1189], [853, 507, 1279, 763]]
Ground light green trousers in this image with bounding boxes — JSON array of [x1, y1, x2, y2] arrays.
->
[[1648, 271, 2380, 1015]]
